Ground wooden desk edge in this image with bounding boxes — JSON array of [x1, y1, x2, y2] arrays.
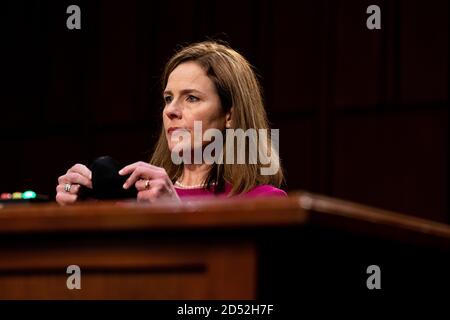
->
[[0, 193, 449, 248]]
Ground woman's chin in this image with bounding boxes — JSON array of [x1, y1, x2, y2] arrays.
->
[[167, 143, 194, 154]]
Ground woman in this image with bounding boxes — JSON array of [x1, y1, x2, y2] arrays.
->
[[56, 41, 286, 205]]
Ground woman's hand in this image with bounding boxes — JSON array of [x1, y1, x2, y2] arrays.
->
[[56, 164, 92, 205], [119, 161, 180, 203]]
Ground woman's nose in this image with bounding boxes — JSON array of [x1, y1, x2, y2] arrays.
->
[[164, 100, 182, 120]]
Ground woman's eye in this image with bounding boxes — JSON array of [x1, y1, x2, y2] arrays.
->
[[186, 95, 199, 103], [164, 96, 172, 104]]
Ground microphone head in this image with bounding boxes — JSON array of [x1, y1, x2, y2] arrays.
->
[[80, 156, 138, 200]]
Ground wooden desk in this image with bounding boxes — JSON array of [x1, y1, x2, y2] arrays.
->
[[0, 193, 449, 299]]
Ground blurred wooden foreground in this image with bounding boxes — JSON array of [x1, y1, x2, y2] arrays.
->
[[0, 192, 449, 299]]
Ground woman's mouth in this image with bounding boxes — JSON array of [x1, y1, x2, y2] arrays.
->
[[167, 127, 189, 135]]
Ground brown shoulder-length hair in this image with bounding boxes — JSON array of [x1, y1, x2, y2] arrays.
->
[[150, 41, 284, 195]]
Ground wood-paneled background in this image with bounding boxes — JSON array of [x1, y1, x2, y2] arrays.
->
[[1, 0, 448, 222]]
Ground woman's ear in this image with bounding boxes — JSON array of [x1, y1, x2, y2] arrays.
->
[[225, 107, 233, 128]]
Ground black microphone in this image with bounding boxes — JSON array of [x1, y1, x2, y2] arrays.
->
[[79, 156, 138, 200]]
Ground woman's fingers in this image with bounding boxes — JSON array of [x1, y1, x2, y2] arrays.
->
[[68, 163, 92, 180], [119, 161, 163, 176], [55, 191, 78, 205], [119, 161, 148, 176], [55, 163, 93, 205], [56, 183, 80, 195], [136, 179, 179, 202], [122, 165, 163, 189], [118, 161, 180, 203], [137, 189, 158, 202], [137, 188, 174, 202], [134, 178, 170, 192], [134, 179, 151, 191], [137, 188, 179, 202], [58, 172, 92, 188]]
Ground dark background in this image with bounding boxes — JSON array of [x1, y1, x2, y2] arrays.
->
[[1, 0, 448, 222]]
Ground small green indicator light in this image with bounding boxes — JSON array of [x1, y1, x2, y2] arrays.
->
[[22, 190, 37, 199]]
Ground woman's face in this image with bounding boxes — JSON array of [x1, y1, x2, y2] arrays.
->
[[163, 61, 230, 151]]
